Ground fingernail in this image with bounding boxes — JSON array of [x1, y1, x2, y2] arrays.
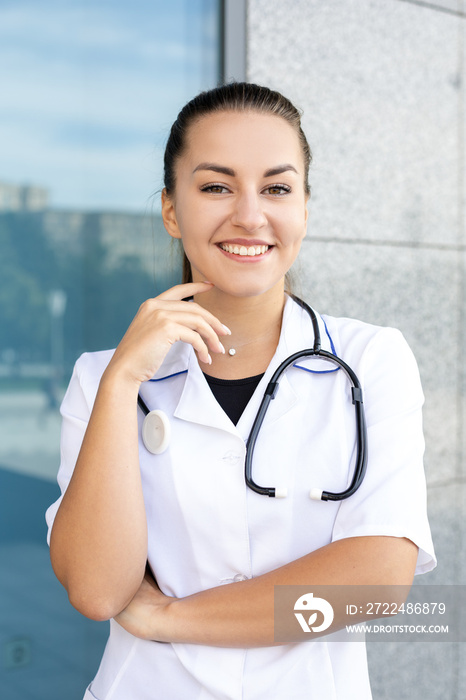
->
[[218, 342, 225, 354], [222, 324, 232, 335], [203, 280, 213, 285], [206, 353, 212, 365]]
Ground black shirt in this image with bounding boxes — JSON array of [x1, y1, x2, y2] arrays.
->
[[204, 373, 264, 425]]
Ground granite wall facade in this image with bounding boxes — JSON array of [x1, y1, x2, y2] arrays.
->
[[246, 0, 466, 697]]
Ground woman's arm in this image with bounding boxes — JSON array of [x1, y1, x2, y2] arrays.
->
[[115, 535, 417, 646], [49, 282, 230, 620], [50, 370, 148, 620]]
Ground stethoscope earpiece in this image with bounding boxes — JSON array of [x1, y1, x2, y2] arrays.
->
[[274, 487, 288, 499]]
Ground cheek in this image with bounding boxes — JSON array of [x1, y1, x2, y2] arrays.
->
[[280, 208, 308, 244], [175, 194, 217, 234]]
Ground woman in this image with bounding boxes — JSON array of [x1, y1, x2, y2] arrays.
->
[[46, 83, 435, 699]]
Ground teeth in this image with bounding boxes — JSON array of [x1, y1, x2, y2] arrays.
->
[[220, 244, 269, 256]]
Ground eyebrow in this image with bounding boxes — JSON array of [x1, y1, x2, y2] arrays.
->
[[264, 164, 298, 177], [192, 162, 299, 177]]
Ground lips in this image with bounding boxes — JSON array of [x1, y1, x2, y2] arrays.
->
[[219, 243, 270, 257]]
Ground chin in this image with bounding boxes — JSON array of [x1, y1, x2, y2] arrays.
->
[[218, 280, 283, 299], [192, 266, 285, 299]]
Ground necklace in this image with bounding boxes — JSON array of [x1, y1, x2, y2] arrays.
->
[[225, 325, 280, 358]]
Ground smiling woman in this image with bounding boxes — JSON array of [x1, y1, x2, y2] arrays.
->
[[46, 83, 435, 700], [163, 83, 312, 301], [162, 109, 308, 313]]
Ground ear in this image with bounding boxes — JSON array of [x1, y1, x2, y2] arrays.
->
[[161, 188, 182, 239], [302, 200, 309, 239]]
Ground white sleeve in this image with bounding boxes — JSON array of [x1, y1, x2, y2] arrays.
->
[[331, 327, 436, 575], [45, 354, 92, 545]]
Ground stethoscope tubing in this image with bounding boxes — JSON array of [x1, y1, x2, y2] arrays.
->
[[138, 394, 150, 416], [137, 296, 368, 502], [244, 346, 367, 500]]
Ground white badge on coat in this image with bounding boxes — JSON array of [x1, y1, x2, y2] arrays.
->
[[142, 410, 171, 454]]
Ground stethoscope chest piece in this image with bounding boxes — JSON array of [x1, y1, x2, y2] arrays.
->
[[142, 409, 171, 455]]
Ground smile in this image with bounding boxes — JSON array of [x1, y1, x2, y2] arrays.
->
[[219, 243, 269, 257]]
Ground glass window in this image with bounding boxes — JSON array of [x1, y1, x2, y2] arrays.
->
[[0, 1, 222, 697]]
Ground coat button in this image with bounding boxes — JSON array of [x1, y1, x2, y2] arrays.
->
[[222, 450, 241, 466]]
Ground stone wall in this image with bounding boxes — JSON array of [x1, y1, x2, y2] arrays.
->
[[247, 1, 466, 697]]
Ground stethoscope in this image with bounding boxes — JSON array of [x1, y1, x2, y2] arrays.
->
[[137, 296, 367, 502]]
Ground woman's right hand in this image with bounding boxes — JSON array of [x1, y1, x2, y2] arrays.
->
[[51, 280, 230, 620], [104, 281, 230, 387]]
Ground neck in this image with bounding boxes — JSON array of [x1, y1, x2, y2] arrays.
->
[[193, 284, 287, 379]]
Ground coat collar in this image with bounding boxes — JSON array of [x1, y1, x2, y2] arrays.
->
[[235, 296, 337, 438], [146, 296, 337, 438]]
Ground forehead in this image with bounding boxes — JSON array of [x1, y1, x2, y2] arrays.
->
[[181, 110, 304, 170]]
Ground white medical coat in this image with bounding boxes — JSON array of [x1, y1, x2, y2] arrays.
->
[[46, 296, 436, 700]]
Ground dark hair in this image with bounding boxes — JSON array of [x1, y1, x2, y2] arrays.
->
[[163, 82, 312, 284]]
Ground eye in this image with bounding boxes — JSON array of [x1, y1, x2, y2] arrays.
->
[[200, 183, 230, 194], [263, 184, 292, 196]]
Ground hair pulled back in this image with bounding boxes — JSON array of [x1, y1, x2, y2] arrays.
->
[[164, 82, 312, 196], [163, 82, 312, 285]]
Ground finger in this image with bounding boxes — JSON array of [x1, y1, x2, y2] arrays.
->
[[183, 304, 232, 339], [157, 310, 228, 355], [145, 291, 232, 339], [176, 327, 216, 365], [157, 282, 214, 302]]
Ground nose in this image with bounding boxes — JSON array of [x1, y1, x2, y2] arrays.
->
[[231, 191, 267, 232]]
